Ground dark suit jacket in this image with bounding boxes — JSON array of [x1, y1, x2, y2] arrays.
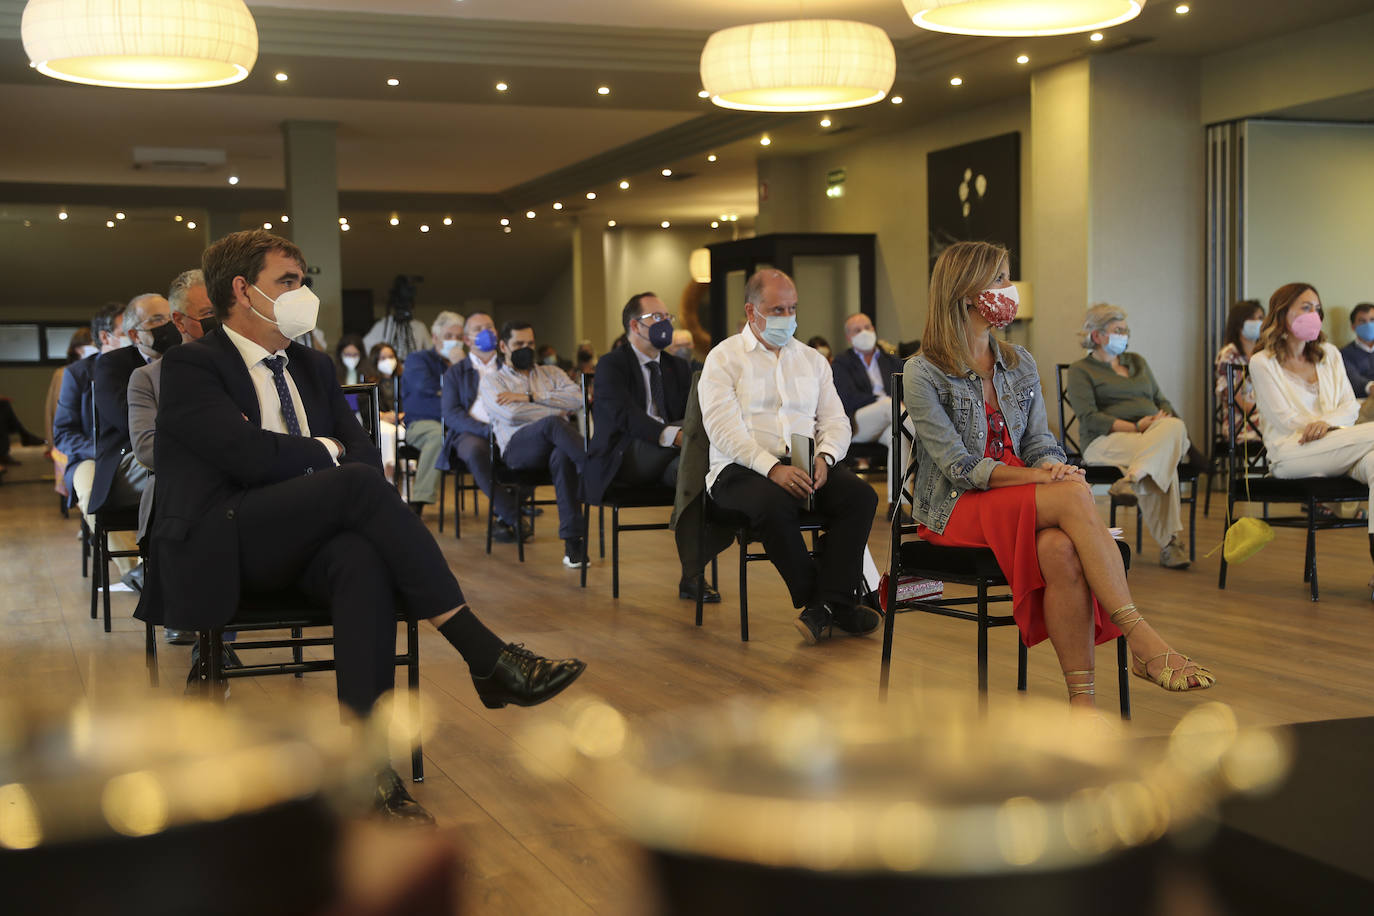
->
[[832, 347, 902, 417], [438, 356, 491, 471], [52, 353, 98, 507], [134, 328, 381, 629], [585, 344, 690, 505], [89, 345, 149, 514]]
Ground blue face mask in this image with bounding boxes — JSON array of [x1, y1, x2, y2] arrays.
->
[[1356, 323, 1374, 343], [1103, 333, 1129, 357], [473, 329, 498, 352], [645, 319, 674, 350], [1242, 319, 1263, 342], [758, 313, 797, 348]]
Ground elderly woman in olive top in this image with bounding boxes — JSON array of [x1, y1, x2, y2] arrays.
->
[[1066, 304, 1192, 569]]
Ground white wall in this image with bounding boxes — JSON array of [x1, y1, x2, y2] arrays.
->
[[1244, 120, 1374, 344], [602, 225, 719, 348]]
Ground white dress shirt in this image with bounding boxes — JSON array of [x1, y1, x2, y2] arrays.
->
[[860, 348, 885, 397], [632, 343, 681, 447], [466, 350, 500, 425], [699, 327, 851, 489], [223, 325, 340, 463]]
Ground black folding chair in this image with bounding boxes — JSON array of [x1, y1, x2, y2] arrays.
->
[[880, 372, 1132, 718], [1054, 363, 1199, 561], [1217, 363, 1365, 601], [88, 379, 142, 634], [485, 430, 559, 563], [436, 428, 482, 539]]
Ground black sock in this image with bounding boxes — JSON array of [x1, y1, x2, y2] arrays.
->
[[437, 608, 505, 676]]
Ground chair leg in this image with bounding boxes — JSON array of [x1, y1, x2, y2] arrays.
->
[[580, 502, 590, 589], [1116, 637, 1132, 720], [1188, 482, 1198, 561], [145, 619, 159, 688], [1203, 472, 1212, 517], [453, 473, 462, 541], [81, 521, 89, 578], [1306, 523, 1319, 602], [438, 469, 446, 533], [292, 626, 304, 677], [407, 617, 424, 783], [1135, 508, 1143, 556], [90, 523, 101, 620], [598, 505, 606, 559], [195, 629, 211, 697], [738, 534, 749, 642], [485, 487, 495, 555], [102, 535, 112, 633], [611, 505, 621, 599], [209, 629, 226, 704], [515, 488, 526, 563], [878, 571, 898, 700], [976, 584, 989, 707], [710, 555, 719, 590], [1016, 639, 1027, 692]]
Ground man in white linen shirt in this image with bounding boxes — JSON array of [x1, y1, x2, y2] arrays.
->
[[479, 320, 588, 568], [699, 269, 881, 644]]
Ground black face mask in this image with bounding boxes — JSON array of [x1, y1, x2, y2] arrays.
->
[[196, 315, 221, 336], [509, 347, 536, 371], [147, 321, 183, 354]]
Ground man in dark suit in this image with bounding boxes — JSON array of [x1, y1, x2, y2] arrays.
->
[[831, 312, 903, 492], [586, 292, 719, 602], [440, 312, 528, 543], [135, 229, 584, 823]]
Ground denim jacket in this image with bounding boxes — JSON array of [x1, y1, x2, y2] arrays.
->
[[903, 343, 1064, 534]]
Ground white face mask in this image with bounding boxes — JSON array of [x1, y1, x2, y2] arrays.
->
[[851, 329, 877, 352], [78, 344, 99, 359], [376, 357, 397, 377], [113, 334, 131, 349], [440, 338, 462, 359], [250, 283, 319, 340], [342, 354, 360, 370]]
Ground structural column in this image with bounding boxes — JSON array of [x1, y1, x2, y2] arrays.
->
[[573, 219, 607, 354], [282, 120, 343, 346]]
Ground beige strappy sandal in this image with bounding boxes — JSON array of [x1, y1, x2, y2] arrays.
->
[[1063, 669, 1095, 702], [1109, 604, 1216, 691]]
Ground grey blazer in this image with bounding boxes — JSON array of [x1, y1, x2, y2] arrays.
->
[[127, 359, 161, 541]]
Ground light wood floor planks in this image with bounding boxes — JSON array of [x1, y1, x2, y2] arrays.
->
[[3, 476, 1373, 913]]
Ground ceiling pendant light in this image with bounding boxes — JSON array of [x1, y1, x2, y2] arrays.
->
[[700, 19, 895, 112], [22, 0, 259, 90], [902, 0, 1145, 37]]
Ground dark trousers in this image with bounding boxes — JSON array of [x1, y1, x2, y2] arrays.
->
[[503, 416, 586, 540], [235, 463, 465, 716], [454, 431, 518, 526], [614, 438, 701, 580], [709, 462, 877, 609]]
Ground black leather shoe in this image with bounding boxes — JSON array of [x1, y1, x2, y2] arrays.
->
[[490, 520, 517, 543], [563, 537, 588, 569], [829, 602, 883, 636], [678, 578, 722, 604], [164, 627, 195, 645], [471, 644, 586, 709], [374, 766, 435, 826], [120, 563, 145, 593], [522, 504, 544, 518], [794, 605, 832, 645]]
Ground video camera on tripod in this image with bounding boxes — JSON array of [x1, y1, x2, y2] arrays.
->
[[385, 274, 424, 355]]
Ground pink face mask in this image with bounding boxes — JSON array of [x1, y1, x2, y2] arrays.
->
[[974, 284, 1020, 329], [1290, 310, 1323, 342]]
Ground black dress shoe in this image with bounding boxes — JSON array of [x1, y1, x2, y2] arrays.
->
[[120, 563, 145, 593], [678, 578, 722, 604], [489, 520, 517, 543], [794, 605, 832, 645], [165, 627, 196, 645], [522, 504, 544, 518], [471, 644, 586, 709], [374, 766, 435, 826], [829, 602, 883, 636]]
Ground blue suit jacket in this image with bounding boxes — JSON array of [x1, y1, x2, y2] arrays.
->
[[89, 345, 149, 514], [400, 348, 446, 423], [832, 347, 902, 417], [438, 356, 491, 470], [585, 344, 691, 505], [134, 328, 381, 628], [53, 353, 98, 507], [1341, 341, 1374, 397]]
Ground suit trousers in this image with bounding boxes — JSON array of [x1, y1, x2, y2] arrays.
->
[[72, 458, 139, 576], [405, 419, 444, 504], [710, 462, 878, 609], [235, 463, 465, 716], [455, 431, 518, 526], [503, 416, 586, 540], [614, 438, 702, 580]]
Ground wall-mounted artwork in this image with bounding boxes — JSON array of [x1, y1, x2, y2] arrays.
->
[[927, 131, 1021, 279]]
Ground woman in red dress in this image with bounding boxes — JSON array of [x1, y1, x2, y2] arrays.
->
[[904, 242, 1213, 708]]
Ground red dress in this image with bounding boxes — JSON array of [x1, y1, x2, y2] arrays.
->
[[917, 404, 1121, 648]]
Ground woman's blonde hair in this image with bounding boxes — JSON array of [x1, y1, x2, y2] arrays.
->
[[1077, 303, 1127, 350], [922, 241, 1019, 376], [1258, 282, 1325, 363]]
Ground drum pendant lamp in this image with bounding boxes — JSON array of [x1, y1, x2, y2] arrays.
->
[[902, 0, 1145, 37]]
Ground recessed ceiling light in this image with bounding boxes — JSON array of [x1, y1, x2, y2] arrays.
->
[[115, 211, 126, 219], [729, 214, 739, 222], [280, 215, 289, 222], [597, 85, 610, 95], [339, 217, 348, 224], [227, 175, 239, 185], [443, 216, 452, 225], [263, 222, 272, 229], [105, 220, 114, 228], [420, 224, 430, 233], [950, 76, 963, 86], [496, 81, 509, 91], [607, 219, 617, 227], [174, 215, 183, 222], [274, 72, 288, 82], [58, 209, 68, 220], [819, 116, 832, 128], [1175, 3, 1189, 13], [891, 95, 904, 104], [502, 226, 512, 233], [500, 218, 510, 226], [720, 213, 729, 221], [619, 180, 630, 190], [707, 154, 718, 162], [387, 78, 400, 86], [660, 221, 671, 229], [340, 223, 350, 231], [553, 202, 564, 210], [1016, 54, 1030, 64], [697, 89, 710, 99], [586, 191, 597, 200], [187, 221, 197, 229], [661, 168, 672, 177], [760, 135, 771, 146], [1090, 32, 1104, 41], [389, 216, 399, 226], [525, 210, 536, 219], [711, 220, 720, 228]]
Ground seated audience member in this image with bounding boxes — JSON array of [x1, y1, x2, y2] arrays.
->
[[400, 310, 465, 514], [907, 241, 1213, 703], [369, 342, 402, 480], [832, 313, 903, 484], [538, 343, 570, 371], [54, 303, 125, 528], [479, 320, 587, 568], [128, 268, 216, 640], [335, 334, 372, 386], [136, 230, 585, 822], [1249, 282, 1374, 597], [45, 327, 96, 497], [1066, 304, 1193, 569], [0, 397, 43, 467], [666, 329, 702, 371], [805, 335, 833, 363], [1214, 300, 1265, 443], [586, 293, 719, 603], [1340, 302, 1374, 423], [699, 269, 881, 644], [440, 312, 529, 544]]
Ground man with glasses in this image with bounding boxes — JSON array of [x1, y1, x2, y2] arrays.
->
[[586, 293, 719, 603]]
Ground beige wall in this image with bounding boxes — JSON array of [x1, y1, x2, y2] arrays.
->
[[602, 225, 719, 351], [1243, 120, 1374, 344]]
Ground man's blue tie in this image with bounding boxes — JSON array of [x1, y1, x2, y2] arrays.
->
[[263, 356, 302, 436]]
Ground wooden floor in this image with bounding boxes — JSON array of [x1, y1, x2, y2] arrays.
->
[[4, 466, 1374, 913]]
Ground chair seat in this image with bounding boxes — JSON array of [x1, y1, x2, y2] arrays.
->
[[230, 589, 410, 627], [899, 535, 1132, 585], [599, 483, 675, 508], [94, 505, 141, 529], [1233, 475, 1366, 501], [1081, 464, 1124, 485]]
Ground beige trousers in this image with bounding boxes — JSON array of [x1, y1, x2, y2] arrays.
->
[[1269, 424, 1374, 533], [1083, 416, 1189, 549], [71, 459, 139, 576]]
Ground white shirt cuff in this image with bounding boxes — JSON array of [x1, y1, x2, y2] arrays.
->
[[315, 436, 342, 466], [659, 425, 681, 448]]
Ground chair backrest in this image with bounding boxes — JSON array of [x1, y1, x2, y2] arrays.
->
[[1053, 363, 1085, 461], [1221, 362, 1267, 478], [579, 372, 593, 441], [89, 377, 100, 446], [341, 382, 381, 449], [888, 371, 921, 544]]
